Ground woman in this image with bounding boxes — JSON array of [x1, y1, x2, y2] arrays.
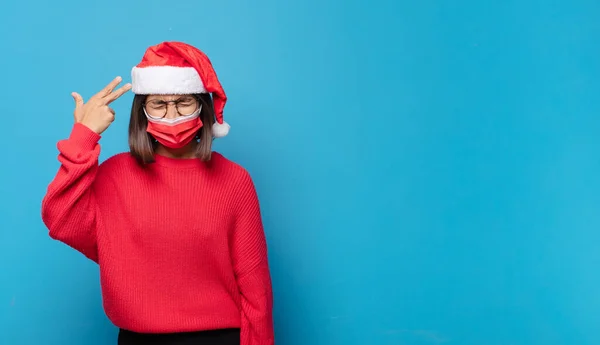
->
[[41, 41, 275, 345]]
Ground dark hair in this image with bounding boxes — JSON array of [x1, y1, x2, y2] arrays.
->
[[128, 93, 215, 164]]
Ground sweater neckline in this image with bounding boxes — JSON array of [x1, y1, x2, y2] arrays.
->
[[152, 153, 208, 169]]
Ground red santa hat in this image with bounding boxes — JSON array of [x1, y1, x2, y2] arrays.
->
[[131, 41, 230, 138]]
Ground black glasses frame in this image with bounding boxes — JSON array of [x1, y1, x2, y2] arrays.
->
[[143, 95, 201, 119]]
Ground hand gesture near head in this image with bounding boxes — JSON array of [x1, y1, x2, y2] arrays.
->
[[72, 76, 132, 135]]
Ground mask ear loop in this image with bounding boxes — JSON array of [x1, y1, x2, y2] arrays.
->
[[194, 102, 205, 141]]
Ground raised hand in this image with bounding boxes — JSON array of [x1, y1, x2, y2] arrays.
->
[[72, 76, 132, 135]]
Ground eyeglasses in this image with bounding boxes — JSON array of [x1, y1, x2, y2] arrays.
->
[[144, 96, 200, 119]]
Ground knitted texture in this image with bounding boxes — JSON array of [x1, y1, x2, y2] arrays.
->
[[41, 123, 274, 345]]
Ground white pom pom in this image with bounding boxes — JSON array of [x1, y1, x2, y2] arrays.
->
[[212, 121, 230, 138]]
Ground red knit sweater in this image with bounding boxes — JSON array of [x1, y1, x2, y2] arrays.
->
[[41, 123, 274, 345]]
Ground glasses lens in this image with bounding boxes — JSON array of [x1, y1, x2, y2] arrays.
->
[[145, 100, 166, 118], [176, 97, 198, 116]]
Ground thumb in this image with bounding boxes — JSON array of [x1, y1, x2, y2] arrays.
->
[[71, 92, 84, 109], [71, 92, 84, 122]]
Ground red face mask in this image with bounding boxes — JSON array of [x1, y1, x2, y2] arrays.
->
[[145, 107, 203, 149]]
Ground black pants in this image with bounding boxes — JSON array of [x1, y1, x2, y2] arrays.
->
[[117, 328, 240, 345]]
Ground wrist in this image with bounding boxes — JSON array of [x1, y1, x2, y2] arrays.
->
[[78, 120, 103, 135], [70, 123, 102, 150]]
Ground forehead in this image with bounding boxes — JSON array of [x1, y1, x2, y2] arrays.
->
[[146, 94, 194, 101]]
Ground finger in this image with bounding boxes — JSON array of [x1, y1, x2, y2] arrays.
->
[[105, 83, 132, 104], [71, 92, 84, 109], [104, 105, 116, 116], [94, 76, 123, 99]]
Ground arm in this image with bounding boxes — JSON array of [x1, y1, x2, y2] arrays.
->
[[41, 123, 102, 262], [231, 171, 275, 345], [42, 76, 130, 262]]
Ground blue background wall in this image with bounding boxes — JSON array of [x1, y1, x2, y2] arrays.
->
[[1, 0, 599, 344]]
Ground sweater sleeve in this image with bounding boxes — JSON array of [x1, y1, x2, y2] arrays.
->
[[41, 123, 102, 263], [231, 171, 275, 345]]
